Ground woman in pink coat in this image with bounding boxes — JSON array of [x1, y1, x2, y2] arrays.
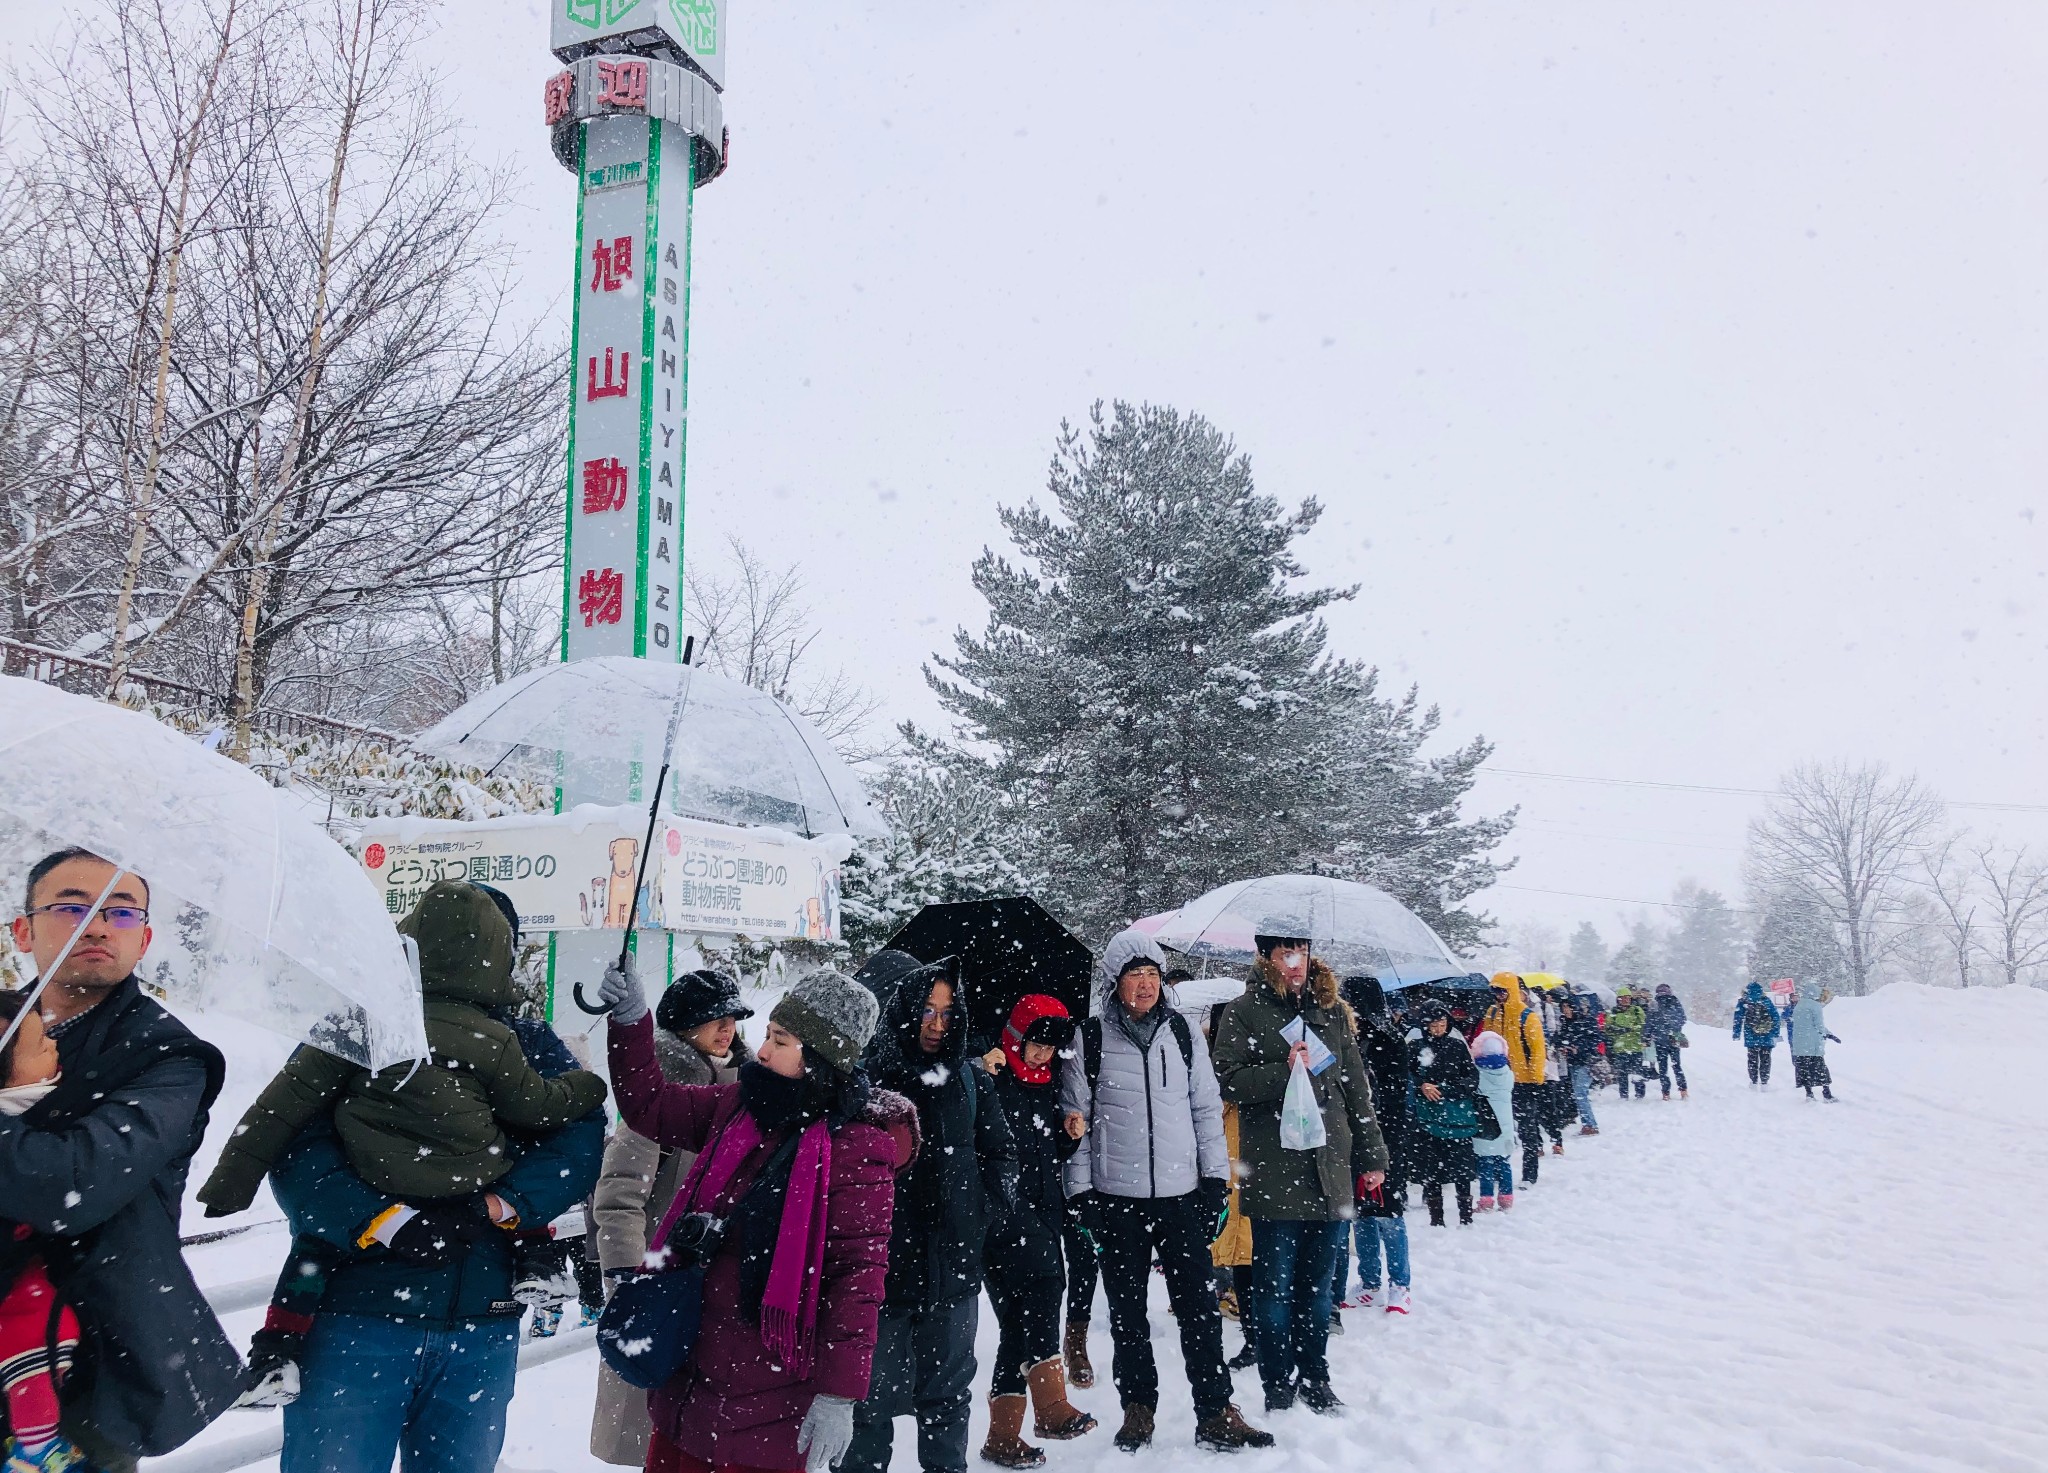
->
[[599, 964, 918, 1473]]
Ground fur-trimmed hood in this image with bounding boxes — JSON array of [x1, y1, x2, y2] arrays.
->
[[1252, 951, 1345, 1014], [859, 1084, 922, 1175]]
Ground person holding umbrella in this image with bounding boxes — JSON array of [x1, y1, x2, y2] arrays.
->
[[3, 850, 242, 1472], [843, 953, 1019, 1473], [588, 970, 756, 1467], [1211, 933, 1387, 1416], [596, 961, 914, 1473]]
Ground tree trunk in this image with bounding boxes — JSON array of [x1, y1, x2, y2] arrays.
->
[[106, 0, 241, 696]]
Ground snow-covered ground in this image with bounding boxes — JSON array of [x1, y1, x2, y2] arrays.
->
[[157, 984, 2047, 1473]]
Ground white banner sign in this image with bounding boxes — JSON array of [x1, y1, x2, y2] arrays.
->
[[361, 806, 844, 942], [657, 814, 843, 942]]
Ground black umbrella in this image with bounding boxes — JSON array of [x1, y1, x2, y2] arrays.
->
[[882, 897, 1094, 1050]]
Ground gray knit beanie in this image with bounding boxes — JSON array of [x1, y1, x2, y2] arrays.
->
[[770, 968, 881, 1076]]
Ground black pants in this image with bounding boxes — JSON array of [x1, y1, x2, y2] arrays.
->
[[1613, 1051, 1647, 1098], [1095, 1193, 1231, 1418], [986, 1254, 1064, 1399], [1062, 1207, 1099, 1326], [1510, 1082, 1547, 1183], [844, 1298, 979, 1473], [1655, 1040, 1688, 1095], [1793, 1055, 1832, 1095], [1422, 1180, 1473, 1226], [1544, 1078, 1575, 1132], [1747, 1046, 1773, 1085]]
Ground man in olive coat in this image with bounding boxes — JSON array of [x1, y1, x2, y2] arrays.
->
[[1211, 934, 1387, 1417]]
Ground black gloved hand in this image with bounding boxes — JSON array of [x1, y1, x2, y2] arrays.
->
[[1195, 1177, 1229, 1229], [385, 1204, 486, 1266]]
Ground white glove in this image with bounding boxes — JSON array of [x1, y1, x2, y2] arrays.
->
[[796, 1393, 855, 1473], [597, 955, 649, 1025]]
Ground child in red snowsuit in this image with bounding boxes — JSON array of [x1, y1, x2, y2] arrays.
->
[[0, 993, 86, 1473]]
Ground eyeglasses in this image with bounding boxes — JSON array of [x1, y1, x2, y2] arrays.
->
[[921, 1006, 955, 1025], [26, 903, 149, 930]]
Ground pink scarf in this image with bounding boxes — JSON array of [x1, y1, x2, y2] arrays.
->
[[650, 1104, 834, 1378]]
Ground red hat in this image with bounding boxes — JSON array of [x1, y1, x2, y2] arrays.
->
[[1001, 994, 1076, 1086]]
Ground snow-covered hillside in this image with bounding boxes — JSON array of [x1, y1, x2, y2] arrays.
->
[[158, 985, 2048, 1473]]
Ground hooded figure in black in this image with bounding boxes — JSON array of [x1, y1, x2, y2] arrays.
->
[[1405, 1002, 1481, 1227], [842, 952, 1018, 1473], [1341, 977, 1412, 1209]]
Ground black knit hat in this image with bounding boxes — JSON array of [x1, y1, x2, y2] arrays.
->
[[656, 970, 755, 1034]]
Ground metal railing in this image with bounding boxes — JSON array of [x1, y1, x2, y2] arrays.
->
[[0, 637, 404, 748]]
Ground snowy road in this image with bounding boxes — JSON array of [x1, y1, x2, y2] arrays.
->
[[162, 985, 2045, 1473]]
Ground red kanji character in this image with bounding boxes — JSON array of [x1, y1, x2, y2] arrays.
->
[[542, 70, 575, 126], [585, 348, 630, 400], [589, 235, 633, 293], [578, 568, 624, 627], [581, 456, 629, 514], [596, 59, 649, 111]]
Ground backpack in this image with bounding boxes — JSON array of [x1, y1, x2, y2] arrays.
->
[[1746, 1000, 1775, 1035], [1082, 1011, 1194, 1090]]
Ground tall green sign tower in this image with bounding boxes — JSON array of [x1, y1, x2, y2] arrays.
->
[[542, 1, 727, 1009]]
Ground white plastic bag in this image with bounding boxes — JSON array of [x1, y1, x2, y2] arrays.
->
[[1279, 1057, 1328, 1151]]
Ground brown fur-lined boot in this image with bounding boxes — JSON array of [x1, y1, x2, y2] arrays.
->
[[1028, 1356, 1096, 1440], [980, 1395, 1046, 1469]]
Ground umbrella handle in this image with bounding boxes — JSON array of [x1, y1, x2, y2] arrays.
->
[[571, 980, 609, 1016]]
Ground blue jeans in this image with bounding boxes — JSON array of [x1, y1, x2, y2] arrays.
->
[[1475, 1156, 1514, 1198], [1250, 1218, 1344, 1394], [1571, 1065, 1599, 1129], [1332, 1215, 1410, 1295], [282, 1313, 519, 1473]]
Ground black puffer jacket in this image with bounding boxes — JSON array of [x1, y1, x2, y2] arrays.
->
[[860, 955, 1018, 1308], [983, 1066, 1065, 1283], [0, 979, 241, 1457]]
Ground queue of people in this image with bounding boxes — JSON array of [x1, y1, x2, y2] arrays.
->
[[0, 848, 1844, 1473]]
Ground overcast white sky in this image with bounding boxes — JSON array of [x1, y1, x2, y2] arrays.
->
[[13, 2, 2048, 949]]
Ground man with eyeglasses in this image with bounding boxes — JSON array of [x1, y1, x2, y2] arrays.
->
[[844, 951, 1017, 1473], [3, 848, 242, 1471]]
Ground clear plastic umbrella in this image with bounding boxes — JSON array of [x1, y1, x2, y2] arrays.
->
[[0, 678, 428, 1070], [412, 657, 886, 839], [1149, 873, 1469, 987]]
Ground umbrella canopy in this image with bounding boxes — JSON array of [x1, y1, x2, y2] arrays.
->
[[1151, 874, 1469, 988], [413, 657, 885, 840], [0, 678, 427, 1070], [881, 897, 1093, 1049], [1519, 971, 1570, 991]]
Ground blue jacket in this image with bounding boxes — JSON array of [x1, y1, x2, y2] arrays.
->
[[269, 1014, 604, 1327], [1787, 981, 1829, 1058], [1731, 984, 1782, 1048]]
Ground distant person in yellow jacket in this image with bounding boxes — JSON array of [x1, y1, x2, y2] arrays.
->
[[1485, 974, 1551, 1189], [1202, 1003, 1257, 1371]]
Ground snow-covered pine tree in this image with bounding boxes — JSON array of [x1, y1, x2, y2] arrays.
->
[[1319, 677, 1515, 955], [1563, 921, 1608, 983], [837, 738, 1034, 958], [927, 400, 1510, 942], [1747, 888, 1847, 992], [1664, 882, 1746, 996], [1606, 940, 1659, 994]]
